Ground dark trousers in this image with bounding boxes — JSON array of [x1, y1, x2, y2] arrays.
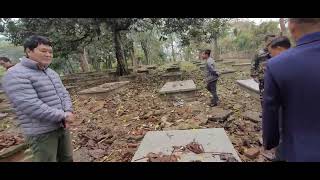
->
[[258, 79, 264, 107], [259, 80, 284, 161], [274, 106, 285, 161], [207, 80, 219, 104], [26, 128, 73, 162]]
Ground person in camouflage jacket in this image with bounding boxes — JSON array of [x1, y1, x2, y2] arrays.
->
[[250, 35, 276, 106]]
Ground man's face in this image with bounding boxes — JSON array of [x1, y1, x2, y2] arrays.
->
[[268, 45, 287, 57], [26, 44, 53, 66], [201, 52, 209, 60]]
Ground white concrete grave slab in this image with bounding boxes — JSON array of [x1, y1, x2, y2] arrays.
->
[[131, 128, 241, 162], [236, 79, 259, 99], [159, 80, 196, 94]]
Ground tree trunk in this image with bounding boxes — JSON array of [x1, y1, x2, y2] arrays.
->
[[129, 41, 137, 72], [171, 35, 175, 62], [106, 55, 112, 69], [213, 38, 220, 60], [66, 58, 74, 74], [79, 47, 90, 72], [141, 41, 149, 65], [279, 18, 287, 36], [113, 29, 128, 76]]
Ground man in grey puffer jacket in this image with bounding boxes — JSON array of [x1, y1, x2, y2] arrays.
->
[[2, 35, 75, 162], [201, 49, 219, 107]]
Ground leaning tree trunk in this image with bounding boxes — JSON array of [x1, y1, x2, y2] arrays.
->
[[79, 47, 90, 72], [113, 29, 128, 76], [279, 18, 287, 36], [213, 38, 220, 60]]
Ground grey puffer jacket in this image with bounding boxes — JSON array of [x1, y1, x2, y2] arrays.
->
[[2, 57, 73, 136], [205, 57, 219, 83]]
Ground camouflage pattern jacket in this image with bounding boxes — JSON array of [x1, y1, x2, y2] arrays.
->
[[250, 48, 271, 81]]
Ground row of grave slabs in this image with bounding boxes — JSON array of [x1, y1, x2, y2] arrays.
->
[[72, 62, 245, 162]]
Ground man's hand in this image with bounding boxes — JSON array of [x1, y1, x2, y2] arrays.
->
[[63, 112, 75, 129], [65, 112, 75, 121]]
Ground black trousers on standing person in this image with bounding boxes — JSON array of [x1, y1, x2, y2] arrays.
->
[[260, 79, 285, 161], [207, 80, 219, 105]]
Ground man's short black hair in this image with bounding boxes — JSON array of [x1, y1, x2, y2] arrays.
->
[[23, 35, 52, 52], [0, 57, 11, 63], [289, 18, 320, 24], [269, 36, 291, 49], [203, 49, 211, 56]]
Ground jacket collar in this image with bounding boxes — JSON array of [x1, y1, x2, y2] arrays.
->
[[296, 32, 320, 47], [20, 57, 49, 71]]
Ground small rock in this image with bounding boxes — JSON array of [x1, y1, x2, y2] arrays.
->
[[154, 110, 163, 116], [243, 111, 261, 123], [208, 107, 233, 122], [143, 111, 153, 119], [233, 104, 242, 110], [161, 115, 168, 122], [88, 149, 106, 159], [195, 113, 208, 125], [244, 147, 260, 159], [127, 143, 139, 148]]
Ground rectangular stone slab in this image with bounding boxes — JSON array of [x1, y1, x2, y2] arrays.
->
[[222, 60, 235, 64], [166, 67, 180, 73], [219, 69, 237, 75], [161, 72, 182, 78], [78, 81, 130, 95], [236, 79, 259, 99], [232, 63, 251, 67], [159, 80, 196, 94], [131, 128, 241, 162]]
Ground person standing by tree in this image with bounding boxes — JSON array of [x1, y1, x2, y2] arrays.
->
[[2, 35, 74, 162], [201, 49, 219, 107], [263, 18, 320, 161], [0, 57, 15, 70]]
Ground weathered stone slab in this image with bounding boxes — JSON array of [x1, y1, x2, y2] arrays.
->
[[219, 69, 237, 75], [159, 80, 196, 94], [137, 68, 149, 74], [236, 79, 259, 99], [222, 60, 235, 64], [146, 65, 157, 70], [232, 63, 251, 67], [166, 67, 180, 73], [78, 81, 130, 98], [161, 72, 182, 81], [131, 128, 241, 162]]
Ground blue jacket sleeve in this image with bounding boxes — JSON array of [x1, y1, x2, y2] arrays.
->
[[262, 64, 280, 150]]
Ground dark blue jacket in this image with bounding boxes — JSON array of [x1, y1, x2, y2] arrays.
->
[[263, 32, 320, 162]]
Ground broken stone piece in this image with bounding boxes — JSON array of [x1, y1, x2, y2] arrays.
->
[[243, 111, 261, 123], [244, 147, 260, 159]]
